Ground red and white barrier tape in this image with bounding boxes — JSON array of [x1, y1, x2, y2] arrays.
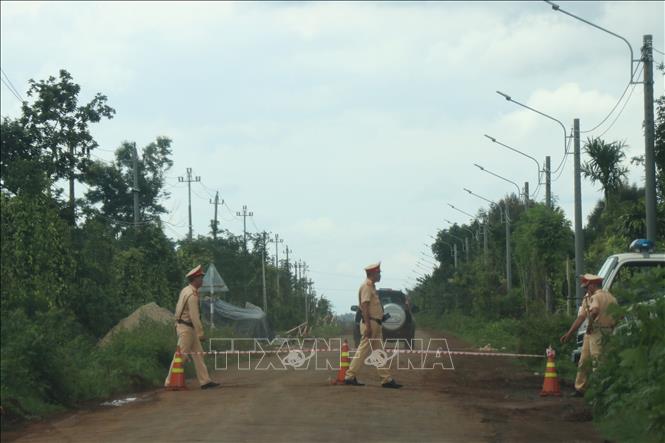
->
[[180, 349, 544, 358]]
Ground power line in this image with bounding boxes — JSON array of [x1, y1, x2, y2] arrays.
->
[[552, 136, 573, 182], [581, 63, 644, 135], [0, 68, 24, 101], [595, 76, 640, 140], [1, 77, 22, 103], [580, 80, 631, 134]]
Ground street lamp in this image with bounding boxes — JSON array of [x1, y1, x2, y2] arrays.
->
[[428, 237, 454, 261], [473, 162, 526, 207], [544, 0, 639, 83], [447, 203, 481, 242], [443, 217, 476, 240], [545, 0, 657, 246], [496, 90, 583, 308], [484, 134, 550, 207], [496, 90, 568, 160], [443, 229, 467, 265], [463, 187, 512, 292]]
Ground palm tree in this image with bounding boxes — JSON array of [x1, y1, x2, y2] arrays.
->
[[582, 137, 628, 209]]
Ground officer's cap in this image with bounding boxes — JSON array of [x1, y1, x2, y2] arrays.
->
[[186, 265, 205, 279], [580, 273, 602, 287], [364, 262, 381, 274]]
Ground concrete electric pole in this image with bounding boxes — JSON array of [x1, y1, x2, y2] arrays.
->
[[210, 191, 224, 240], [133, 143, 139, 229], [178, 167, 201, 241], [573, 118, 584, 308], [642, 34, 657, 242], [236, 205, 253, 253]]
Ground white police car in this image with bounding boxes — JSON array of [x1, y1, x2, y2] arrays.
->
[[572, 239, 665, 362]]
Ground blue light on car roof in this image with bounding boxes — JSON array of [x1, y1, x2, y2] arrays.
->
[[629, 239, 655, 253]]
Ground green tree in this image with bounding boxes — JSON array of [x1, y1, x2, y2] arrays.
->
[[512, 204, 572, 313], [15, 70, 115, 222], [582, 137, 628, 209], [82, 137, 174, 231]]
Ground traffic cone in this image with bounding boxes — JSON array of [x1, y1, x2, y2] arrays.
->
[[540, 346, 561, 396], [334, 339, 351, 385], [166, 346, 187, 391]]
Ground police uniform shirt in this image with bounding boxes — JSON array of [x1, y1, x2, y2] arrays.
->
[[578, 290, 617, 327], [175, 284, 205, 338], [359, 278, 383, 320], [588, 290, 617, 328]]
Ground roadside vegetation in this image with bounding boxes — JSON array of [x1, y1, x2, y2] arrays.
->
[[0, 70, 334, 428], [410, 97, 665, 441]]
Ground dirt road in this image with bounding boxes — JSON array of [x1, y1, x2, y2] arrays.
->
[[4, 330, 602, 443]]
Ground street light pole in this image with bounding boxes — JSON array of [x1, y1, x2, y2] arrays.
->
[[473, 163, 525, 207], [642, 35, 657, 242], [484, 134, 550, 207], [463, 187, 512, 292], [496, 92, 580, 310], [573, 118, 584, 308], [429, 237, 454, 262], [545, 1, 656, 242]]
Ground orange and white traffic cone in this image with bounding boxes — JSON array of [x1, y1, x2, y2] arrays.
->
[[334, 339, 351, 385], [540, 346, 561, 397], [166, 346, 187, 391]]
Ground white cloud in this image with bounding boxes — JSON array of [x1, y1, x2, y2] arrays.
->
[[1, 1, 662, 313]]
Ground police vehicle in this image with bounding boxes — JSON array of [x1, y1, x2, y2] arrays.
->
[[350, 288, 419, 348], [572, 239, 665, 362]]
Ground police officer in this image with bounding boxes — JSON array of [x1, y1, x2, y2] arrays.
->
[[344, 262, 402, 389], [560, 274, 617, 397], [165, 265, 220, 390]]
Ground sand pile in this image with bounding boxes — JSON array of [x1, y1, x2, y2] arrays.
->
[[99, 302, 174, 346]]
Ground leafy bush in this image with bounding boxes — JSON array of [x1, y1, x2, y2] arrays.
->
[[586, 296, 665, 443], [1, 315, 175, 427]]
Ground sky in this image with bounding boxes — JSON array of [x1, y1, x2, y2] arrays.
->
[[1, 1, 663, 315]]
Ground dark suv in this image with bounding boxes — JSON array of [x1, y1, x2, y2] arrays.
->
[[351, 288, 418, 348]]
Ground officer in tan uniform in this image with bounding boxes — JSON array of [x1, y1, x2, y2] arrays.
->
[[165, 265, 220, 390], [344, 262, 402, 389], [560, 273, 617, 397]]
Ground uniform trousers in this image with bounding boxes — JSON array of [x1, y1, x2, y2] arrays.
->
[[346, 321, 393, 384], [165, 323, 212, 387], [574, 330, 606, 392]]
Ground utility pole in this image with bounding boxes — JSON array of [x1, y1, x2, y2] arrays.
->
[[284, 245, 291, 298], [132, 143, 139, 229], [261, 232, 268, 314], [210, 191, 224, 240], [236, 205, 253, 252], [505, 203, 512, 292], [453, 243, 458, 269], [524, 182, 529, 207], [483, 217, 488, 265], [68, 143, 75, 224], [302, 262, 309, 323], [285, 245, 291, 273], [274, 234, 283, 300], [273, 234, 283, 267], [545, 156, 552, 209], [643, 34, 657, 242], [178, 167, 201, 241], [573, 118, 584, 308]]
